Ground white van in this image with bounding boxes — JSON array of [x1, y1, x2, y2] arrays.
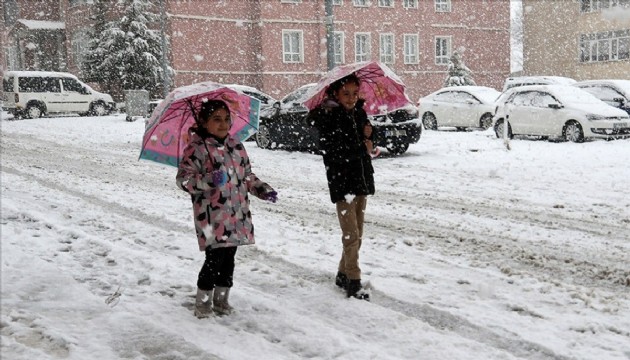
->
[[2, 71, 115, 119], [502, 76, 576, 92]]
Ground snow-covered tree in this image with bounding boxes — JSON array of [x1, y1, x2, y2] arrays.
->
[[444, 51, 476, 87], [82, 0, 172, 97]]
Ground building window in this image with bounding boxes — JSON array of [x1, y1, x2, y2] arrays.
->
[[5, 46, 19, 70], [378, 0, 394, 7], [435, 36, 451, 65], [282, 30, 304, 63], [580, 30, 630, 62], [435, 0, 451, 12], [581, 0, 630, 12], [380, 33, 395, 64], [403, 34, 419, 64], [355, 33, 371, 62], [353, 0, 368, 7], [69, 0, 94, 6], [403, 0, 419, 9], [280, 0, 301, 3], [333, 0, 342, 4], [3, 0, 18, 26], [333, 31, 345, 65], [71, 31, 89, 69]]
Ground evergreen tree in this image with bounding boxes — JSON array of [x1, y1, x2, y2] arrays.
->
[[82, 0, 172, 97], [444, 51, 476, 87], [82, 0, 111, 86]]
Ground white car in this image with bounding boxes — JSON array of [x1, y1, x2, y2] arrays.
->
[[2, 71, 115, 118], [502, 76, 576, 92], [417, 86, 501, 130], [573, 79, 630, 116], [492, 85, 630, 142]]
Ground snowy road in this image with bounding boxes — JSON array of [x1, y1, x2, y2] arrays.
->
[[2, 114, 629, 359]]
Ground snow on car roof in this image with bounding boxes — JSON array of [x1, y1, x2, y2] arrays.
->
[[508, 85, 607, 105]]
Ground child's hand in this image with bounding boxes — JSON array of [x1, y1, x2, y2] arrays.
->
[[212, 170, 227, 187], [364, 139, 373, 154], [264, 191, 278, 203]]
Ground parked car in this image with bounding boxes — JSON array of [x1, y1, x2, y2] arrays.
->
[[573, 79, 630, 115], [417, 86, 500, 131], [256, 83, 422, 155], [492, 85, 630, 142], [226, 84, 277, 111], [502, 76, 576, 92], [2, 70, 115, 119]]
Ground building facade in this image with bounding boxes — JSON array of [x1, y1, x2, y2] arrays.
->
[[522, 0, 630, 80], [3, 0, 511, 101]]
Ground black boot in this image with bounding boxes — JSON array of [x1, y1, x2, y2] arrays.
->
[[335, 272, 348, 289], [346, 279, 370, 301]]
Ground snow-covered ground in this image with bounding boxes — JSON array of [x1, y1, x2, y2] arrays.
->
[[2, 113, 629, 360]]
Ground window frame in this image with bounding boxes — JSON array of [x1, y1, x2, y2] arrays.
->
[[435, 0, 452, 12], [580, 30, 630, 62], [333, 31, 345, 65], [71, 30, 89, 69], [355, 32, 371, 62], [332, 0, 343, 5], [378, 0, 394, 7], [280, 0, 301, 3], [353, 0, 368, 7], [403, 0, 419, 9], [282, 29, 304, 64], [379, 33, 395, 64], [435, 36, 451, 65], [403, 34, 419, 64]]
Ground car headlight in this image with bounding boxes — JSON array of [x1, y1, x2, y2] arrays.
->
[[586, 114, 606, 121]]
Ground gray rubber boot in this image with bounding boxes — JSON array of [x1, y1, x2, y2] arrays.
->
[[212, 287, 233, 315], [194, 288, 214, 318]]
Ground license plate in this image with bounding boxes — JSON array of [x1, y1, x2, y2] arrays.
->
[[385, 129, 407, 137], [613, 122, 628, 129]]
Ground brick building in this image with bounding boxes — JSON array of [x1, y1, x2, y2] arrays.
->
[[3, 0, 511, 101], [522, 0, 630, 80]]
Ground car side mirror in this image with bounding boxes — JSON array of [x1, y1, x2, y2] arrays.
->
[[81, 87, 91, 95], [272, 102, 281, 109], [548, 103, 562, 109]]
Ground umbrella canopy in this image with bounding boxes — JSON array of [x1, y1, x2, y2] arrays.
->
[[302, 61, 411, 115], [139, 81, 260, 167]]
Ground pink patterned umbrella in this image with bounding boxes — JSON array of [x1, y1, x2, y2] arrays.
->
[[303, 61, 411, 115], [139, 81, 260, 167]]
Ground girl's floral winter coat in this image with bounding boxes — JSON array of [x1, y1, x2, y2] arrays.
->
[[176, 130, 273, 251]]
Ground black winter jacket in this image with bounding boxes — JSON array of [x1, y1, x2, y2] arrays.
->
[[309, 100, 375, 203]]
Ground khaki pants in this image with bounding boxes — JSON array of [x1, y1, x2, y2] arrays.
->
[[336, 195, 367, 280]]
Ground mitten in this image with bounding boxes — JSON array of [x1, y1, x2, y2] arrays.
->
[[211, 170, 227, 187], [264, 191, 278, 203]]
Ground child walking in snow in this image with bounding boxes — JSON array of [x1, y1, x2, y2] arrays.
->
[[176, 99, 277, 318], [307, 73, 375, 300]]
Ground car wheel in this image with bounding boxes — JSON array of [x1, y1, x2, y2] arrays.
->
[[480, 113, 493, 130], [90, 102, 108, 116], [422, 113, 438, 130], [386, 142, 409, 155], [564, 121, 584, 143], [494, 119, 513, 139], [255, 124, 272, 149], [26, 104, 43, 119]]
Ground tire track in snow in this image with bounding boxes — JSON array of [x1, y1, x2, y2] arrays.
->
[[1, 165, 572, 360]]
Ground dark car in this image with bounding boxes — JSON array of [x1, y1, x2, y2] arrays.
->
[[255, 84, 422, 155]]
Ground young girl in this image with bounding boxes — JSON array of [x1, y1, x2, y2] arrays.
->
[[176, 99, 277, 318], [308, 74, 374, 300]]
